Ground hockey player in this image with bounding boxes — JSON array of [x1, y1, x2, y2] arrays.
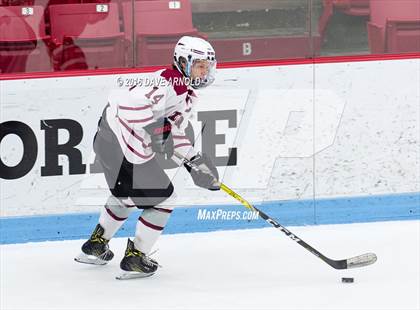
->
[[75, 36, 220, 279]]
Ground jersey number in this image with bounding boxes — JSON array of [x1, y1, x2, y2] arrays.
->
[[145, 87, 164, 105]]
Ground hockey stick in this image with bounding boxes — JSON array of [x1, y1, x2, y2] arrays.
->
[[174, 151, 377, 270]]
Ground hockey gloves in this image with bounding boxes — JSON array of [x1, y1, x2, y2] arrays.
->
[[144, 118, 174, 160], [185, 153, 220, 191]]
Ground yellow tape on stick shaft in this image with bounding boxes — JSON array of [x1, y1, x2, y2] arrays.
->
[[219, 183, 255, 211]]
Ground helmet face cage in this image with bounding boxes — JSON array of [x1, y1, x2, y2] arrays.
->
[[189, 58, 217, 89], [174, 36, 216, 89]]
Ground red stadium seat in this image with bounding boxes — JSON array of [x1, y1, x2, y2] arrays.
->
[[0, 5, 52, 73], [385, 20, 420, 53], [122, 0, 204, 67], [1, 0, 34, 5], [1, 0, 80, 6], [45, 0, 81, 5], [367, 0, 420, 53], [48, 2, 124, 70]]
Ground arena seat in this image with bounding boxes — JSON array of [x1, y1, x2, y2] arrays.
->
[[122, 0, 204, 67], [0, 5, 52, 73], [1, 0, 81, 7], [48, 2, 124, 70], [1, 0, 33, 5], [385, 20, 420, 53], [367, 0, 420, 53]]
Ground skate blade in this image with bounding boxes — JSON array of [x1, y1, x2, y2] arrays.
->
[[74, 253, 109, 266], [116, 271, 155, 280]]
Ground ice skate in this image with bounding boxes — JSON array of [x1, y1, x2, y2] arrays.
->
[[74, 224, 114, 265], [116, 239, 159, 280]]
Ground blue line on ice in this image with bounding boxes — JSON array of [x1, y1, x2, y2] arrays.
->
[[0, 192, 419, 244]]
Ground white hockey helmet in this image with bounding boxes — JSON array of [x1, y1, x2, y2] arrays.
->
[[173, 36, 216, 89]]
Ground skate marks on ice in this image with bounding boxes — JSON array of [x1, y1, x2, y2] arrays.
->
[[1, 221, 419, 310]]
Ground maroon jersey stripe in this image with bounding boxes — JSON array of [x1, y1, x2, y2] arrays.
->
[[126, 116, 154, 123], [118, 116, 152, 148], [121, 134, 154, 160], [174, 143, 192, 149], [173, 135, 189, 140], [118, 104, 151, 111]]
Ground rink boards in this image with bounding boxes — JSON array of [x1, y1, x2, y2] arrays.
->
[[1, 56, 419, 243]]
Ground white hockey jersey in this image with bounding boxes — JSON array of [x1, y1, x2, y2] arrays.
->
[[106, 68, 198, 165]]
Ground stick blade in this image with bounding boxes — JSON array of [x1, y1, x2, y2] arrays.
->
[[346, 252, 377, 269]]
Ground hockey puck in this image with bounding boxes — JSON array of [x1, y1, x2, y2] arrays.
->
[[341, 277, 354, 283]]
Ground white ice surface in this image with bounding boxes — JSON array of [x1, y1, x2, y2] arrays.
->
[[1, 221, 419, 310]]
